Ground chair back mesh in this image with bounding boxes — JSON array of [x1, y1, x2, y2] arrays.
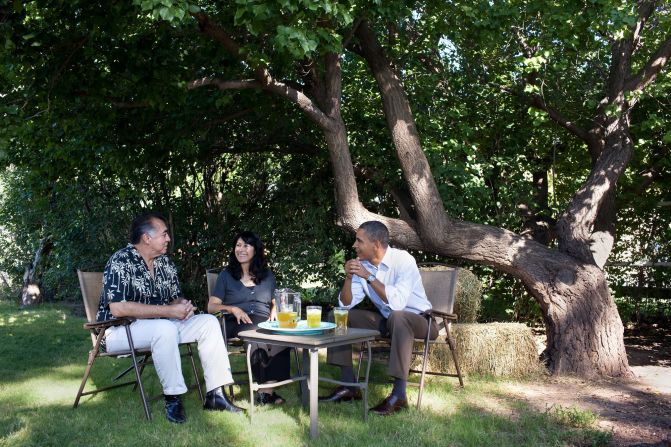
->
[[206, 272, 218, 297], [77, 270, 103, 324], [419, 266, 458, 315]]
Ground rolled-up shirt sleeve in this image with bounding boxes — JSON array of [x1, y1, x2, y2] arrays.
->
[[338, 277, 366, 309]]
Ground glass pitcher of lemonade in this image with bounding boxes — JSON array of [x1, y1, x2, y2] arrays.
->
[[275, 289, 301, 329]]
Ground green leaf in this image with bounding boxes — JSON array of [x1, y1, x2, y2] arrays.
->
[[159, 6, 173, 21], [140, 0, 154, 11]]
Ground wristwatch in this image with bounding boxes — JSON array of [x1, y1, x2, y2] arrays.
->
[[366, 274, 376, 284]]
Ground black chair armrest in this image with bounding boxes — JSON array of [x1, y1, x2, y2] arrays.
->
[[212, 310, 232, 319], [84, 317, 135, 330], [427, 309, 457, 320]]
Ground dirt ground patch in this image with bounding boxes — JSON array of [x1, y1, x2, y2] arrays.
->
[[504, 326, 671, 446]]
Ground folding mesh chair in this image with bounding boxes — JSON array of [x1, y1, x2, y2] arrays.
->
[[73, 270, 204, 419], [357, 262, 464, 409]]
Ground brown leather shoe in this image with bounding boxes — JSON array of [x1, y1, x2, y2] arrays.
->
[[369, 395, 408, 416], [318, 385, 362, 403]]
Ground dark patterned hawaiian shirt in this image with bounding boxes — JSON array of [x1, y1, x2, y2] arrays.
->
[[96, 244, 182, 322]]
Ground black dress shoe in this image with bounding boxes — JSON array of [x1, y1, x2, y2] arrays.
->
[[164, 395, 186, 423], [318, 386, 362, 403], [256, 391, 286, 405], [203, 388, 244, 413], [369, 394, 408, 416]]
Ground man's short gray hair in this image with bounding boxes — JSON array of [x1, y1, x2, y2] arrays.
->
[[130, 211, 167, 244], [359, 221, 390, 248]]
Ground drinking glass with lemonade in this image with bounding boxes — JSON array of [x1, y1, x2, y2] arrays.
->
[[334, 306, 349, 334], [306, 306, 322, 328]]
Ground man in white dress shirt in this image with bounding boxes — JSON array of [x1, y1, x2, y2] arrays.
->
[[319, 221, 438, 415]]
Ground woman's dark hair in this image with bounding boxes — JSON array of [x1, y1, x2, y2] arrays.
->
[[226, 231, 269, 284]]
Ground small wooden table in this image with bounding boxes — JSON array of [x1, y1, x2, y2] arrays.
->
[[237, 327, 379, 439]]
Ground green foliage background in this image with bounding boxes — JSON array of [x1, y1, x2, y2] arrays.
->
[[0, 0, 669, 323]]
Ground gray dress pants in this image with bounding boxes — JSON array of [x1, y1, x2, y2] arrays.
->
[[326, 308, 439, 380]]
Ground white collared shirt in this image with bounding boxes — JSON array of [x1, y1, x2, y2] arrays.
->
[[338, 246, 431, 318]]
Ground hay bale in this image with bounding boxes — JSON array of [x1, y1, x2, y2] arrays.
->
[[454, 268, 481, 323], [412, 322, 544, 378]]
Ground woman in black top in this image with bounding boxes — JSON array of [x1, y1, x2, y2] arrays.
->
[[208, 231, 290, 405]]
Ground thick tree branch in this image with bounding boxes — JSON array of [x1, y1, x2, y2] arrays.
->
[[624, 35, 671, 99], [322, 52, 342, 118], [190, 13, 334, 130], [188, 78, 260, 91], [191, 12, 242, 56], [354, 19, 451, 246]]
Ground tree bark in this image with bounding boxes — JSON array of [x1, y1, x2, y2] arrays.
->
[[20, 236, 52, 308], [0, 271, 11, 290], [354, 20, 451, 247]]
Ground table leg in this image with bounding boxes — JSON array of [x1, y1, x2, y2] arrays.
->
[[309, 347, 319, 438]]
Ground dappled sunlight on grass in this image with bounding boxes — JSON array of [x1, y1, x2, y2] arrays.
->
[[14, 374, 81, 404], [0, 302, 614, 446], [0, 304, 71, 327], [0, 414, 30, 447]]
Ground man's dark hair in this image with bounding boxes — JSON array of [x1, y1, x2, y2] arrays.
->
[[359, 221, 390, 248], [130, 212, 168, 244], [226, 231, 269, 284]]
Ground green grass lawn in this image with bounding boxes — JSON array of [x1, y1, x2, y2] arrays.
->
[[0, 301, 610, 447]]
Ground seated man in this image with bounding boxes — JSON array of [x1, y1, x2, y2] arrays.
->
[[96, 211, 243, 423], [320, 221, 438, 415]]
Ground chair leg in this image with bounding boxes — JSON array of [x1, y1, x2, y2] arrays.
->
[[292, 347, 302, 397], [246, 343, 255, 420], [131, 354, 150, 392], [186, 343, 204, 404], [73, 330, 105, 409], [445, 321, 464, 387], [125, 325, 152, 420], [416, 319, 433, 410], [363, 341, 373, 421], [355, 344, 365, 382]]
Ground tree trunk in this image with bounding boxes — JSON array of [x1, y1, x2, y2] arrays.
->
[[192, 12, 636, 378], [0, 271, 11, 290], [20, 236, 52, 308], [350, 19, 633, 377], [540, 264, 630, 376]]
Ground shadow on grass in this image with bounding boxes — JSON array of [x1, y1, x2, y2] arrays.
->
[[0, 303, 91, 384], [0, 381, 611, 447], [0, 303, 611, 446]]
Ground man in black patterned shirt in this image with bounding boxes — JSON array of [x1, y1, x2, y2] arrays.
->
[[97, 212, 242, 423]]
